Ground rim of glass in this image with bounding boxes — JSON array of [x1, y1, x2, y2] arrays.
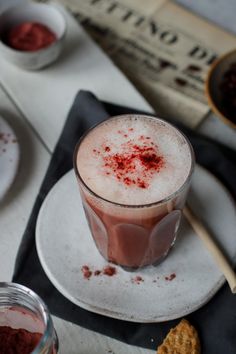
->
[[73, 114, 195, 208], [0, 282, 55, 354]]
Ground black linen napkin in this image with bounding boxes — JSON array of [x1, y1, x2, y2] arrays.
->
[[13, 90, 236, 353]]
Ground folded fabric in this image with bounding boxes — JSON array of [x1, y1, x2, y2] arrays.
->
[[13, 90, 236, 353]]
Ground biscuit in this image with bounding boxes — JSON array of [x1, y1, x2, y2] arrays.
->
[[157, 319, 201, 354]]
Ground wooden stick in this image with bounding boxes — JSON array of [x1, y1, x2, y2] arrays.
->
[[183, 205, 236, 294]]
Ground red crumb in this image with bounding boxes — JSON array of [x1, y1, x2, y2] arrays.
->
[[81, 265, 118, 279], [81, 265, 92, 279], [165, 273, 176, 281], [0, 132, 16, 146], [0, 132, 9, 144], [132, 275, 144, 284], [103, 266, 117, 276]]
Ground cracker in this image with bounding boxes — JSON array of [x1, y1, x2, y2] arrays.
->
[[157, 319, 201, 354]]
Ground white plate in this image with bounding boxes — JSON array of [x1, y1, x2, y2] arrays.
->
[[36, 166, 236, 322], [0, 114, 19, 201]]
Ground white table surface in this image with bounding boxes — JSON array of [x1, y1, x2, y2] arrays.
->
[[0, 1, 235, 353]]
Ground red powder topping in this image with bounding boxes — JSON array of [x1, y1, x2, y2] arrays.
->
[[5, 22, 56, 52], [103, 266, 117, 276], [81, 265, 92, 280], [0, 326, 42, 354], [94, 270, 101, 276], [93, 149, 100, 154], [102, 135, 164, 189], [165, 273, 176, 281]]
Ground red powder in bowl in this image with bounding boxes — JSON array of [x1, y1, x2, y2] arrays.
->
[[5, 22, 57, 51]]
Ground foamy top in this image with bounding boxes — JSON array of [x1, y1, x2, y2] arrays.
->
[[76, 115, 193, 205]]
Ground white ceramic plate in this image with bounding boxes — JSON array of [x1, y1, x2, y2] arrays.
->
[[0, 114, 19, 201], [36, 166, 236, 322]]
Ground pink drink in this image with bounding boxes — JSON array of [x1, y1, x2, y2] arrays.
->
[[74, 115, 194, 268]]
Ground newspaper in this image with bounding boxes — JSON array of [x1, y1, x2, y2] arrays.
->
[[37, 0, 236, 127]]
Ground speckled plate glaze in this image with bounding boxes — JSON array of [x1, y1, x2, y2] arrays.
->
[[36, 166, 236, 323], [0, 114, 19, 201]]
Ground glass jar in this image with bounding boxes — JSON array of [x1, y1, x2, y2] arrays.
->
[[0, 282, 58, 354]]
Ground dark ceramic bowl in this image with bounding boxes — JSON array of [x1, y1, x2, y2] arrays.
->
[[205, 49, 236, 129]]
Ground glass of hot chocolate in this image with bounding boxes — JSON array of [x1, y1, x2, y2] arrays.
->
[[74, 115, 194, 268]]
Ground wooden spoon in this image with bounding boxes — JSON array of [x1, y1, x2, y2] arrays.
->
[[183, 205, 236, 294]]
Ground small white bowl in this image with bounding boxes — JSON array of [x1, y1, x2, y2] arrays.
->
[[0, 2, 66, 70]]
